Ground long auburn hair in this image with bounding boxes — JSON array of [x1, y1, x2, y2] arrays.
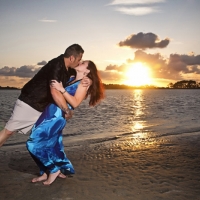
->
[[85, 61, 104, 106]]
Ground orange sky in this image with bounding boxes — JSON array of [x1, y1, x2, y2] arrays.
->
[[0, 0, 200, 88]]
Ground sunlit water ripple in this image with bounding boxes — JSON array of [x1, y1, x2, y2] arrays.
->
[[0, 89, 200, 146]]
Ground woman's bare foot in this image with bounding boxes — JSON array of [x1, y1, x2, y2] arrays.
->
[[32, 173, 47, 183], [43, 170, 60, 185], [58, 173, 66, 179]]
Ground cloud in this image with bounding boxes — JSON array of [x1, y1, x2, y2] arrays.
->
[[168, 54, 200, 74], [118, 32, 170, 49], [99, 70, 123, 82], [107, 0, 165, 15], [132, 50, 200, 79], [2, 51, 200, 87], [115, 6, 160, 15], [0, 65, 41, 78], [105, 65, 118, 71], [108, 0, 165, 5], [132, 50, 175, 79], [105, 64, 128, 72], [100, 50, 200, 85], [37, 60, 47, 65], [39, 19, 57, 23]]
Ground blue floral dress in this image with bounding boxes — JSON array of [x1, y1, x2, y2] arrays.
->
[[26, 78, 80, 176]]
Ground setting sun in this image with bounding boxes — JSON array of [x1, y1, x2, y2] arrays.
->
[[124, 62, 152, 86]]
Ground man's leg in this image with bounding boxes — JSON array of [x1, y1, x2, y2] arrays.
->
[[0, 128, 14, 147], [0, 99, 42, 147]]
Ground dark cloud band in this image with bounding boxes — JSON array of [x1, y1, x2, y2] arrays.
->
[[0, 65, 41, 78], [118, 32, 170, 49]]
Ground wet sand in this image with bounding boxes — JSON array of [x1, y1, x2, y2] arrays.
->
[[1, 133, 200, 200]]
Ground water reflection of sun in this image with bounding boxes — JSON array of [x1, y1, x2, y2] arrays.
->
[[132, 121, 143, 131], [131, 90, 145, 137], [124, 62, 152, 86]]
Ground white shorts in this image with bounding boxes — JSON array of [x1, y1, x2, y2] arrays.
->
[[5, 99, 42, 134]]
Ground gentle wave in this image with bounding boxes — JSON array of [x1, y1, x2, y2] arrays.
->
[[0, 89, 200, 147]]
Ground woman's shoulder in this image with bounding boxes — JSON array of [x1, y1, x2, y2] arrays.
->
[[67, 79, 82, 87]]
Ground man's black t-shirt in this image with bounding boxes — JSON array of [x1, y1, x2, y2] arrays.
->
[[18, 54, 76, 112]]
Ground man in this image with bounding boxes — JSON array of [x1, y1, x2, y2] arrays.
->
[[0, 44, 90, 146]]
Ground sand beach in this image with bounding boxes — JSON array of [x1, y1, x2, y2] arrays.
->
[[1, 133, 200, 200]]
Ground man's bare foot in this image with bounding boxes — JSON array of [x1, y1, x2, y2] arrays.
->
[[43, 170, 60, 185], [58, 173, 66, 179], [32, 173, 47, 183]]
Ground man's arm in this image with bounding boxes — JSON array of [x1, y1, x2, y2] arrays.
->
[[50, 86, 67, 110], [48, 60, 72, 119], [50, 84, 72, 119]]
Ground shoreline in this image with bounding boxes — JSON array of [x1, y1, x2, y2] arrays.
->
[[1, 133, 200, 200]]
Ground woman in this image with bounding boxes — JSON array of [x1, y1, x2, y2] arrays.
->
[[26, 60, 104, 185]]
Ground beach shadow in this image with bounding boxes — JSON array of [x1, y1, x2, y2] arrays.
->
[[8, 151, 38, 175]]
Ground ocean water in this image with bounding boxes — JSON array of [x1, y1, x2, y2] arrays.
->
[[0, 89, 200, 147]]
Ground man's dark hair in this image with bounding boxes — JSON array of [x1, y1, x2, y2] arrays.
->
[[64, 44, 84, 58]]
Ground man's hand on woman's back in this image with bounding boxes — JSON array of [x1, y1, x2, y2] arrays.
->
[[81, 77, 92, 87]]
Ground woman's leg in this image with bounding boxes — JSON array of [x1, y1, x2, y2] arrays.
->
[[43, 170, 61, 185], [32, 173, 48, 183], [43, 133, 74, 185], [26, 107, 68, 184], [27, 150, 48, 182], [57, 133, 75, 175]]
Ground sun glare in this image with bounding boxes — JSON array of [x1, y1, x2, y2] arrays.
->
[[124, 62, 152, 86]]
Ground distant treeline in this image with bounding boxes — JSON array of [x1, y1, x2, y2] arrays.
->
[[103, 84, 157, 89], [0, 86, 20, 90], [0, 80, 200, 90], [167, 80, 200, 89], [104, 80, 200, 89]]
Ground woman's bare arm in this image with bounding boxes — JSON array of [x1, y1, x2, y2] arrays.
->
[[63, 84, 88, 108], [51, 80, 88, 108]]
